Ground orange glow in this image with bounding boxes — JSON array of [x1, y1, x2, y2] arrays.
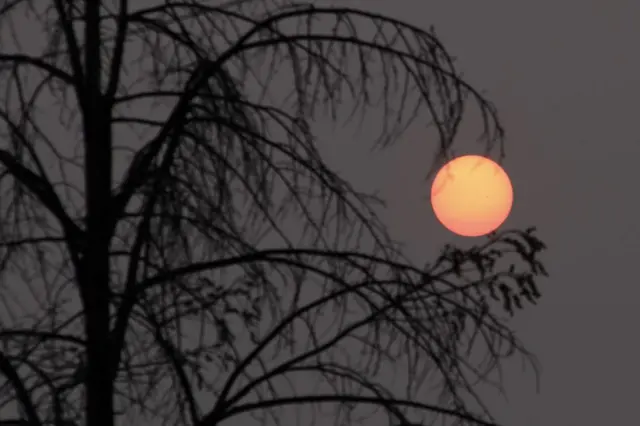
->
[[430, 155, 513, 237]]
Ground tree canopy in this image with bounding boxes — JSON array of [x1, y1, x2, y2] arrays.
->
[[0, 2, 547, 426]]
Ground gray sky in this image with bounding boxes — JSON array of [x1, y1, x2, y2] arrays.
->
[[1, 1, 635, 426], [324, 1, 639, 425]]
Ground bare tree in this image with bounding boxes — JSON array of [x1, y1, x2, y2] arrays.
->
[[0, 1, 548, 426]]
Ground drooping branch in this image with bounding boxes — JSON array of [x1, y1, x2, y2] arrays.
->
[[112, 5, 503, 229]]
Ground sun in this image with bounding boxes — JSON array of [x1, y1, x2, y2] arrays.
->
[[430, 155, 513, 237]]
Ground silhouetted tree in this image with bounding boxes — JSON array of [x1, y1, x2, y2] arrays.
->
[[0, 1, 547, 426]]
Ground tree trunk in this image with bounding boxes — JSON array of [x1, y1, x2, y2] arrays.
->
[[82, 2, 115, 426]]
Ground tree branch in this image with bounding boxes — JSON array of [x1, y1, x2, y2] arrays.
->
[[204, 394, 500, 426], [105, 0, 129, 101], [0, 54, 74, 85], [0, 352, 42, 426], [0, 150, 84, 254]]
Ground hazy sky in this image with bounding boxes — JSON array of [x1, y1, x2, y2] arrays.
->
[[322, 1, 639, 425], [1, 1, 636, 426]]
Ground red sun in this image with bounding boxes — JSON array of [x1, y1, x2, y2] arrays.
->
[[430, 155, 513, 237]]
